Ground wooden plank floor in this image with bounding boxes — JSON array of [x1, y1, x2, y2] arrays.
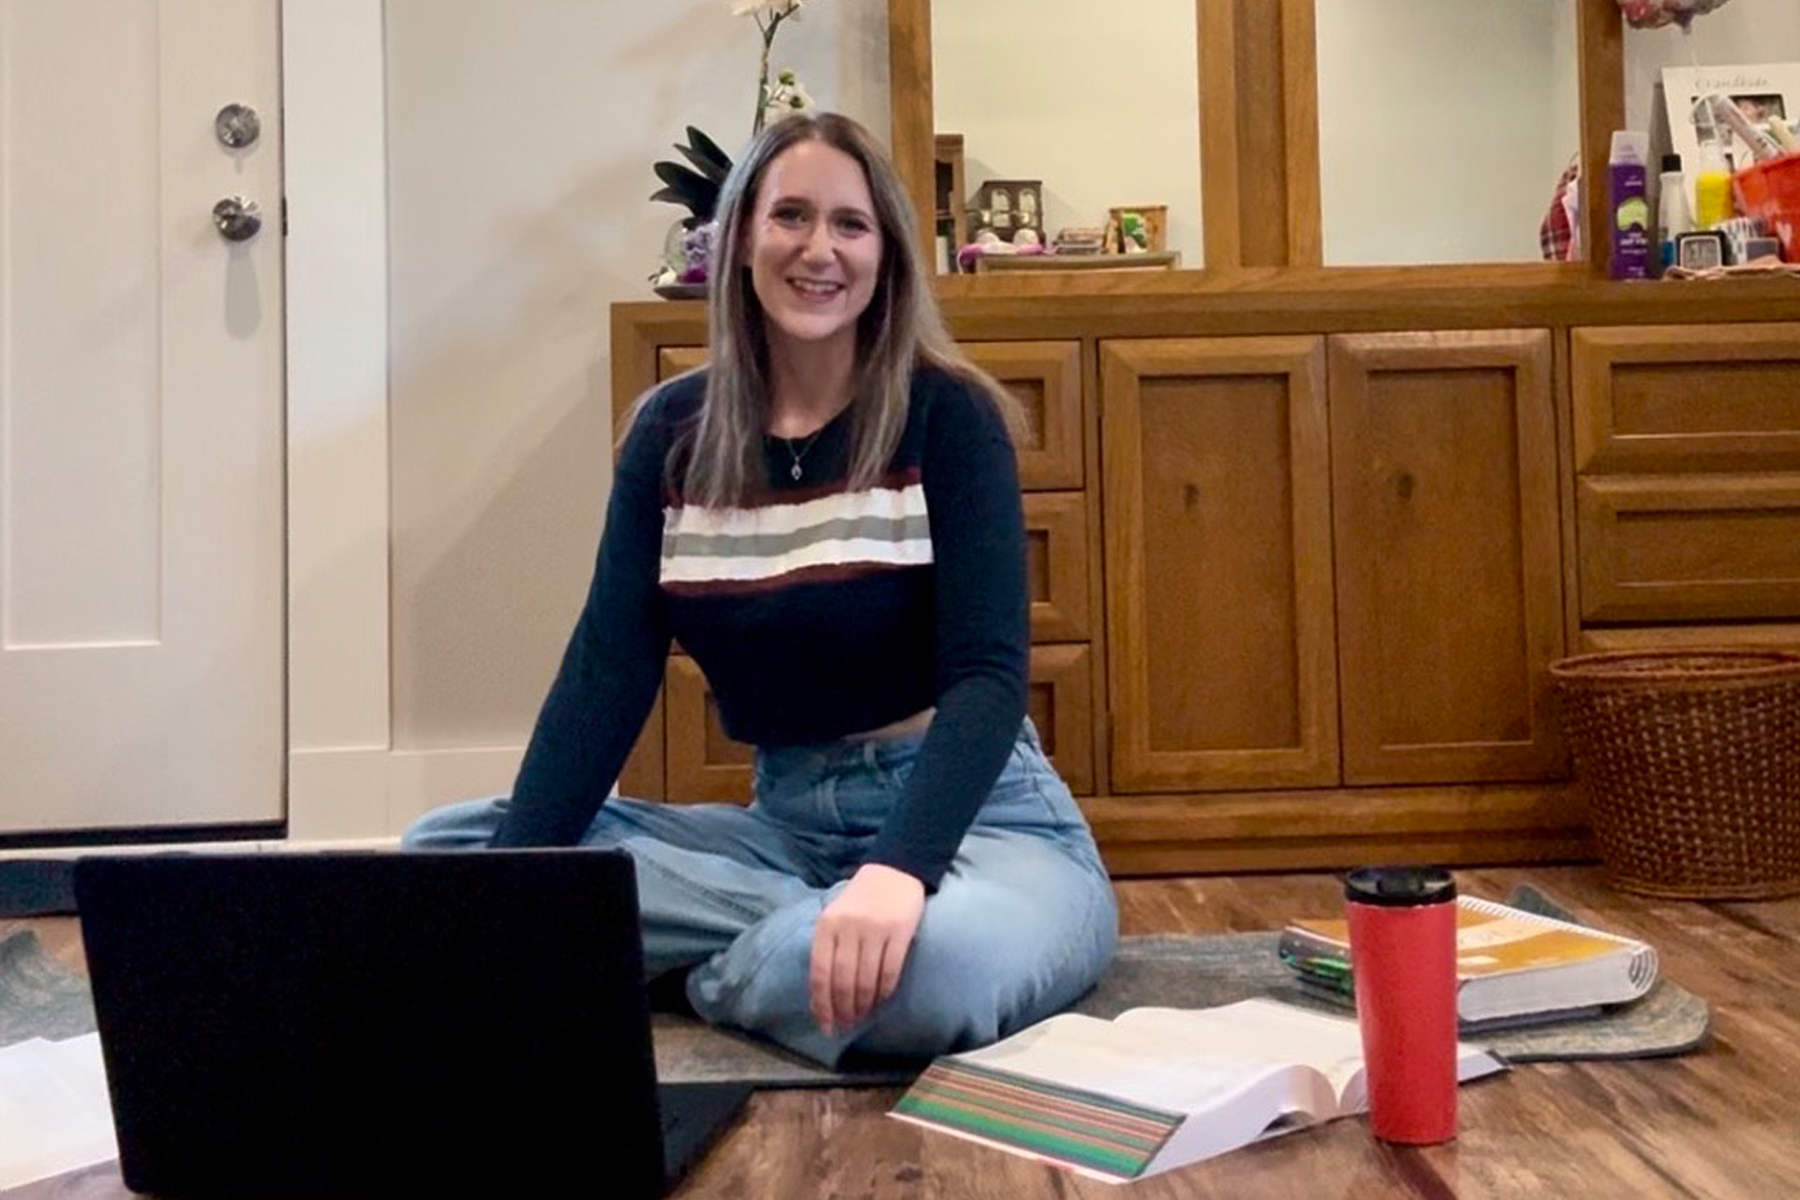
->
[[6, 864, 1798, 1199]]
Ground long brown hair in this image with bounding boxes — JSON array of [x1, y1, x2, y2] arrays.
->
[[666, 112, 1021, 507]]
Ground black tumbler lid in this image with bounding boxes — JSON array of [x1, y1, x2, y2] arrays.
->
[[1344, 866, 1457, 907]]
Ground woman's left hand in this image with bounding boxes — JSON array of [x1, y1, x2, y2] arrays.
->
[[810, 863, 927, 1037]]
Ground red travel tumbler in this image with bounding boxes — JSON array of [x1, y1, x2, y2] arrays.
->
[[1345, 866, 1458, 1145]]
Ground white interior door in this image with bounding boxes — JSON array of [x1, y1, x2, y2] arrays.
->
[[0, 0, 285, 835]]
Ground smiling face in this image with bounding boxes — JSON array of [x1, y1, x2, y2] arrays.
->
[[744, 138, 884, 357]]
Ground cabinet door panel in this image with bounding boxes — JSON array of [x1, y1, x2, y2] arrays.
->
[[1330, 331, 1565, 784], [1101, 337, 1339, 792], [617, 690, 664, 800], [664, 655, 753, 803]]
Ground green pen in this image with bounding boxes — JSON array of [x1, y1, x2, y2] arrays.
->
[[1279, 949, 1355, 997]]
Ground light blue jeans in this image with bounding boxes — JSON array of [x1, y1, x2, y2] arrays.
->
[[403, 719, 1117, 1068]]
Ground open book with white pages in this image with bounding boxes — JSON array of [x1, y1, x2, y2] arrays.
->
[[0, 1034, 118, 1190], [890, 999, 1505, 1183]]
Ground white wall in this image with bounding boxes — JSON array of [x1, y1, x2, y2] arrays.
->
[[1316, 0, 1579, 265], [932, 0, 1204, 268], [284, 0, 394, 838], [383, 1, 888, 775]]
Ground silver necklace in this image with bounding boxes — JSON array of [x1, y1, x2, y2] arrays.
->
[[779, 428, 825, 481]]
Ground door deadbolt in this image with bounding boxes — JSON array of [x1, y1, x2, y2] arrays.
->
[[215, 103, 261, 150]]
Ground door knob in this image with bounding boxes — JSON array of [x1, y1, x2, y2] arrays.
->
[[213, 196, 262, 243]]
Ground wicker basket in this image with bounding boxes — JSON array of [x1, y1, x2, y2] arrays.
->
[[1550, 650, 1800, 899]]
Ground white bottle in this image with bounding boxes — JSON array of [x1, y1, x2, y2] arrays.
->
[[1657, 153, 1691, 274]]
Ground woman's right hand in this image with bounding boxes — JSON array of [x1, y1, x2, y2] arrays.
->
[[809, 862, 926, 1036]]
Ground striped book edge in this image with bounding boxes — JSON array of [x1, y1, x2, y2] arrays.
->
[[890, 1058, 1185, 1181]]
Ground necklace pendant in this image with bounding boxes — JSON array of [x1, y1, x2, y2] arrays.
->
[[790, 462, 803, 481]]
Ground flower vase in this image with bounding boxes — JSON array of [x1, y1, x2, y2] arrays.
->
[[653, 221, 716, 300]]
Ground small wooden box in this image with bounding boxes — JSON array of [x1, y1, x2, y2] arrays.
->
[[971, 178, 1045, 246]]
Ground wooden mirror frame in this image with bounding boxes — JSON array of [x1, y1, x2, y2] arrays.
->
[[888, 0, 1624, 285]]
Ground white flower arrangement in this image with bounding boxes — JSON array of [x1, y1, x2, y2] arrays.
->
[[731, 0, 821, 135], [730, 0, 803, 16], [644, 1, 825, 293], [765, 69, 815, 125]]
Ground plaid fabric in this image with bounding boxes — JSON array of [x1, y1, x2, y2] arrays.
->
[[1541, 157, 1582, 262]]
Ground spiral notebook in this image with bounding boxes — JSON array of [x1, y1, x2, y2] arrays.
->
[[1279, 895, 1660, 1025]]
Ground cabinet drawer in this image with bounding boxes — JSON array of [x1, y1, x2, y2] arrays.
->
[[658, 346, 706, 380], [1573, 324, 1800, 473], [1580, 623, 1800, 655], [664, 656, 752, 803], [662, 647, 1097, 804], [1578, 474, 1800, 622], [657, 343, 1082, 491], [1027, 644, 1095, 796], [1024, 493, 1092, 642], [962, 341, 1084, 490]]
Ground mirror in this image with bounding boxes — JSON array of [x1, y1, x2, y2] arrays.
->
[[929, 0, 1204, 273], [1315, 0, 1583, 265]]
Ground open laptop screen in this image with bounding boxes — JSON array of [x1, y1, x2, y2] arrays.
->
[[75, 849, 670, 1199]]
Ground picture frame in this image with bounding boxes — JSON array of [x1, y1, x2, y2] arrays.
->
[[1661, 63, 1800, 203], [1107, 205, 1169, 254]]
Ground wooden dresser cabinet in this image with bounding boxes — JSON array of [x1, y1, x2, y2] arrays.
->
[[611, 284, 1800, 873]]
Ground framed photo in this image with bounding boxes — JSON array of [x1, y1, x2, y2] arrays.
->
[[1107, 205, 1168, 254], [1662, 63, 1800, 200]]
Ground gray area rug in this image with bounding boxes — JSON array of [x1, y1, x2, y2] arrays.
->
[[0, 885, 1711, 1089], [651, 936, 1710, 1087], [0, 930, 96, 1047]]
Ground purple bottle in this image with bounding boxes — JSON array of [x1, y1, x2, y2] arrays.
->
[[1608, 131, 1651, 281]]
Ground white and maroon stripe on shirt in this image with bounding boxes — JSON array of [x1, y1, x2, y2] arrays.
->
[[660, 469, 932, 596]]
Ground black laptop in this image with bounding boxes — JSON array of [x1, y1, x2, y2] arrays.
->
[[73, 849, 749, 1198]]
